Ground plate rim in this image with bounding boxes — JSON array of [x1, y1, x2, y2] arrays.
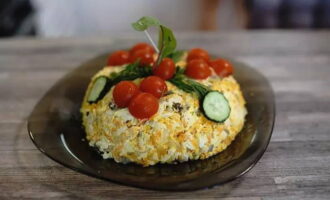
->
[[27, 54, 275, 191]]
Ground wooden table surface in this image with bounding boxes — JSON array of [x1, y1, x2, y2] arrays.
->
[[1, 31, 329, 200]]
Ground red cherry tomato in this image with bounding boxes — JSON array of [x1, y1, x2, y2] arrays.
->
[[140, 76, 167, 98], [187, 48, 210, 62], [130, 49, 154, 66], [153, 58, 175, 80], [128, 92, 159, 119], [107, 50, 130, 66], [113, 81, 140, 108], [130, 43, 155, 55], [185, 59, 212, 80], [209, 58, 234, 77]]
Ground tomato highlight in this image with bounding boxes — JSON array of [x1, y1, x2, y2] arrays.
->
[[113, 81, 140, 108], [140, 76, 167, 98], [153, 58, 175, 80], [209, 58, 234, 77], [130, 49, 154, 66], [187, 48, 210, 62], [107, 50, 130, 66], [128, 92, 159, 119], [185, 59, 212, 80]]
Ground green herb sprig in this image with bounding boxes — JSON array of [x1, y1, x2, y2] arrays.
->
[[132, 16, 210, 99], [132, 16, 177, 65], [169, 67, 210, 99], [109, 61, 152, 86], [89, 17, 211, 104]]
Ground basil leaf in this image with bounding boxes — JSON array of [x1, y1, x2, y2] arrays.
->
[[167, 50, 184, 63], [132, 16, 160, 31], [131, 16, 177, 65], [157, 25, 177, 63]]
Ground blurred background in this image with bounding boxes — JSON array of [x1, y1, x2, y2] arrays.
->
[[0, 0, 329, 38]]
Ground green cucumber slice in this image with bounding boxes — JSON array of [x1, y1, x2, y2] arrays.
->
[[87, 76, 109, 103], [202, 91, 231, 122]]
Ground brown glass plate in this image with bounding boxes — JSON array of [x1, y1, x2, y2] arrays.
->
[[27, 54, 275, 191]]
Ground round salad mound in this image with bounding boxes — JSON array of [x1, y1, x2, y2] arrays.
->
[[80, 16, 247, 166], [81, 55, 246, 166]]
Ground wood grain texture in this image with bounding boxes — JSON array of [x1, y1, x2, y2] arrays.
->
[[0, 31, 330, 199]]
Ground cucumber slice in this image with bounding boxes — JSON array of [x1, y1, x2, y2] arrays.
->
[[87, 76, 109, 103], [202, 91, 231, 122]]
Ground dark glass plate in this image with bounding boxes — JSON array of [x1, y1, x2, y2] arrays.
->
[[27, 54, 275, 191]]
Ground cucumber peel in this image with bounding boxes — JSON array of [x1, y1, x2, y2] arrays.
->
[[87, 76, 109, 103], [202, 91, 231, 122]]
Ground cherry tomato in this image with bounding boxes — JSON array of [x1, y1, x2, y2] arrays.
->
[[153, 58, 175, 80], [107, 50, 130, 66], [185, 59, 212, 79], [130, 43, 155, 55], [209, 58, 234, 77], [113, 81, 140, 108], [128, 92, 159, 119], [187, 48, 210, 62], [130, 49, 154, 66], [140, 76, 167, 98]]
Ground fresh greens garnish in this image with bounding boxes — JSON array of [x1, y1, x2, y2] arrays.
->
[[132, 16, 177, 65], [167, 50, 184, 63], [169, 67, 210, 99], [88, 62, 153, 104], [131, 16, 160, 31], [157, 25, 177, 64], [169, 67, 231, 122], [88, 16, 230, 122], [109, 61, 152, 86]]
